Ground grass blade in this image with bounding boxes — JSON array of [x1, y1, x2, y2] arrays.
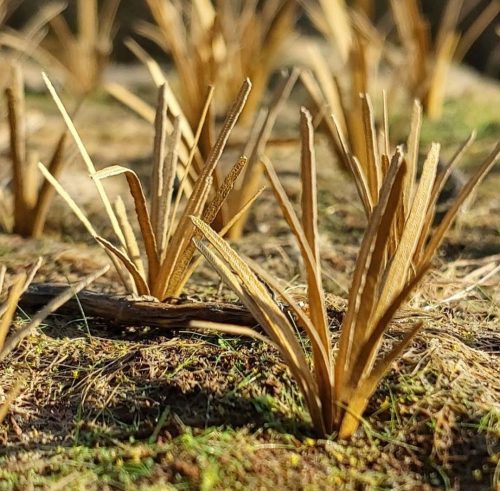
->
[[42, 73, 126, 248], [92, 165, 159, 279], [115, 196, 145, 277], [95, 237, 149, 296]]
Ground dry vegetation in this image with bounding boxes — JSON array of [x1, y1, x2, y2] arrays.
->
[[191, 105, 498, 438], [303, 0, 500, 124], [0, 63, 67, 238], [106, 42, 299, 240], [0, 0, 120, 94], [139, 0, 295, 129], [39, 75, 265, 299], [0, 261, 107, 424], [0, 1, 499, 489]]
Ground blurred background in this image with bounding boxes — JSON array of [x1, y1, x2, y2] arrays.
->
[[6, 0, 500, 78]]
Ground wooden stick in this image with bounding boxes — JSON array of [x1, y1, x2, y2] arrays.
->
[[20, 284, 344, 330], [20, 284, 255, 328]]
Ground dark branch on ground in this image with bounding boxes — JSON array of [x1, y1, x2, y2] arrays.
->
[[20, 283, 255, 328]]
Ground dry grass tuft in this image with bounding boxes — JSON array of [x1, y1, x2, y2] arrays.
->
[[0, 260, 108, 424], [300, 1, 384, 172], [328, 93, 500, 227], [303, 0, 499, 126], [40, 74, 262, 300], [0, 63, 67, 238], [190, 106, 498, 438], [139, 0, 296, 130], [0, 0, 120, 95], [107, 42, 298, 239], [46, 0, 120, 94], [0, 2, 65, 89], [390, 0, 500, 120]]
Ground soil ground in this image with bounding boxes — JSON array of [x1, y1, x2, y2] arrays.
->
[[0, 59, 499, 490]]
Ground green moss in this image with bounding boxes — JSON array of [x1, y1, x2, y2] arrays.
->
[[421, 96, 500, 145]]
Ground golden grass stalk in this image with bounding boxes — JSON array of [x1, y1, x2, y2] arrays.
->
[[0, 63, 67, 238], [40, 74, 260, 300], [0, 1, 7, 26], [300, 0, 353, 64], [190, 106, 498, 438], [300, 3, 384, 172], [224, 69, 299, 239], [390, 0, 500, 120], [354, 0, 375, 19], [0, 262, 109, 424], [139, 0, 295, 129], [106, 39, 209, 190], [49, 0, 120, 94]]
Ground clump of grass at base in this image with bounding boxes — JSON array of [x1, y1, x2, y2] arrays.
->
[[39, 75, 263, 300], [190, 106, 499, 438], [0, 63, 67, 238], [0, 261, 108, 425]]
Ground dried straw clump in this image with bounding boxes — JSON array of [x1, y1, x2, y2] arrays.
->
[[302, 0, 499, 125], [40, 75, 263, 300], [390, 0, 500, 119], [300, 0, 385, 171], [329, 93, 499, 227], [45, 0, 120, 94], [0, 64, 67, 238], [138, 0, 296, 129], [107, 43, 299, 240], [0, 261, 108, 424], [190, 106, 499, 438], [0, 0, 120, 95]]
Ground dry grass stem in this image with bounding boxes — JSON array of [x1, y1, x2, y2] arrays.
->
[[107, 48, 298, 238], [0, 2, 66, 88], [299, 14, 383, 172], [390, 0, 500, 119], [0, 1, 120, 94], [63, 0, 121, 93], [225, 69, 299, 238], [303, 0, 499, 137]]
